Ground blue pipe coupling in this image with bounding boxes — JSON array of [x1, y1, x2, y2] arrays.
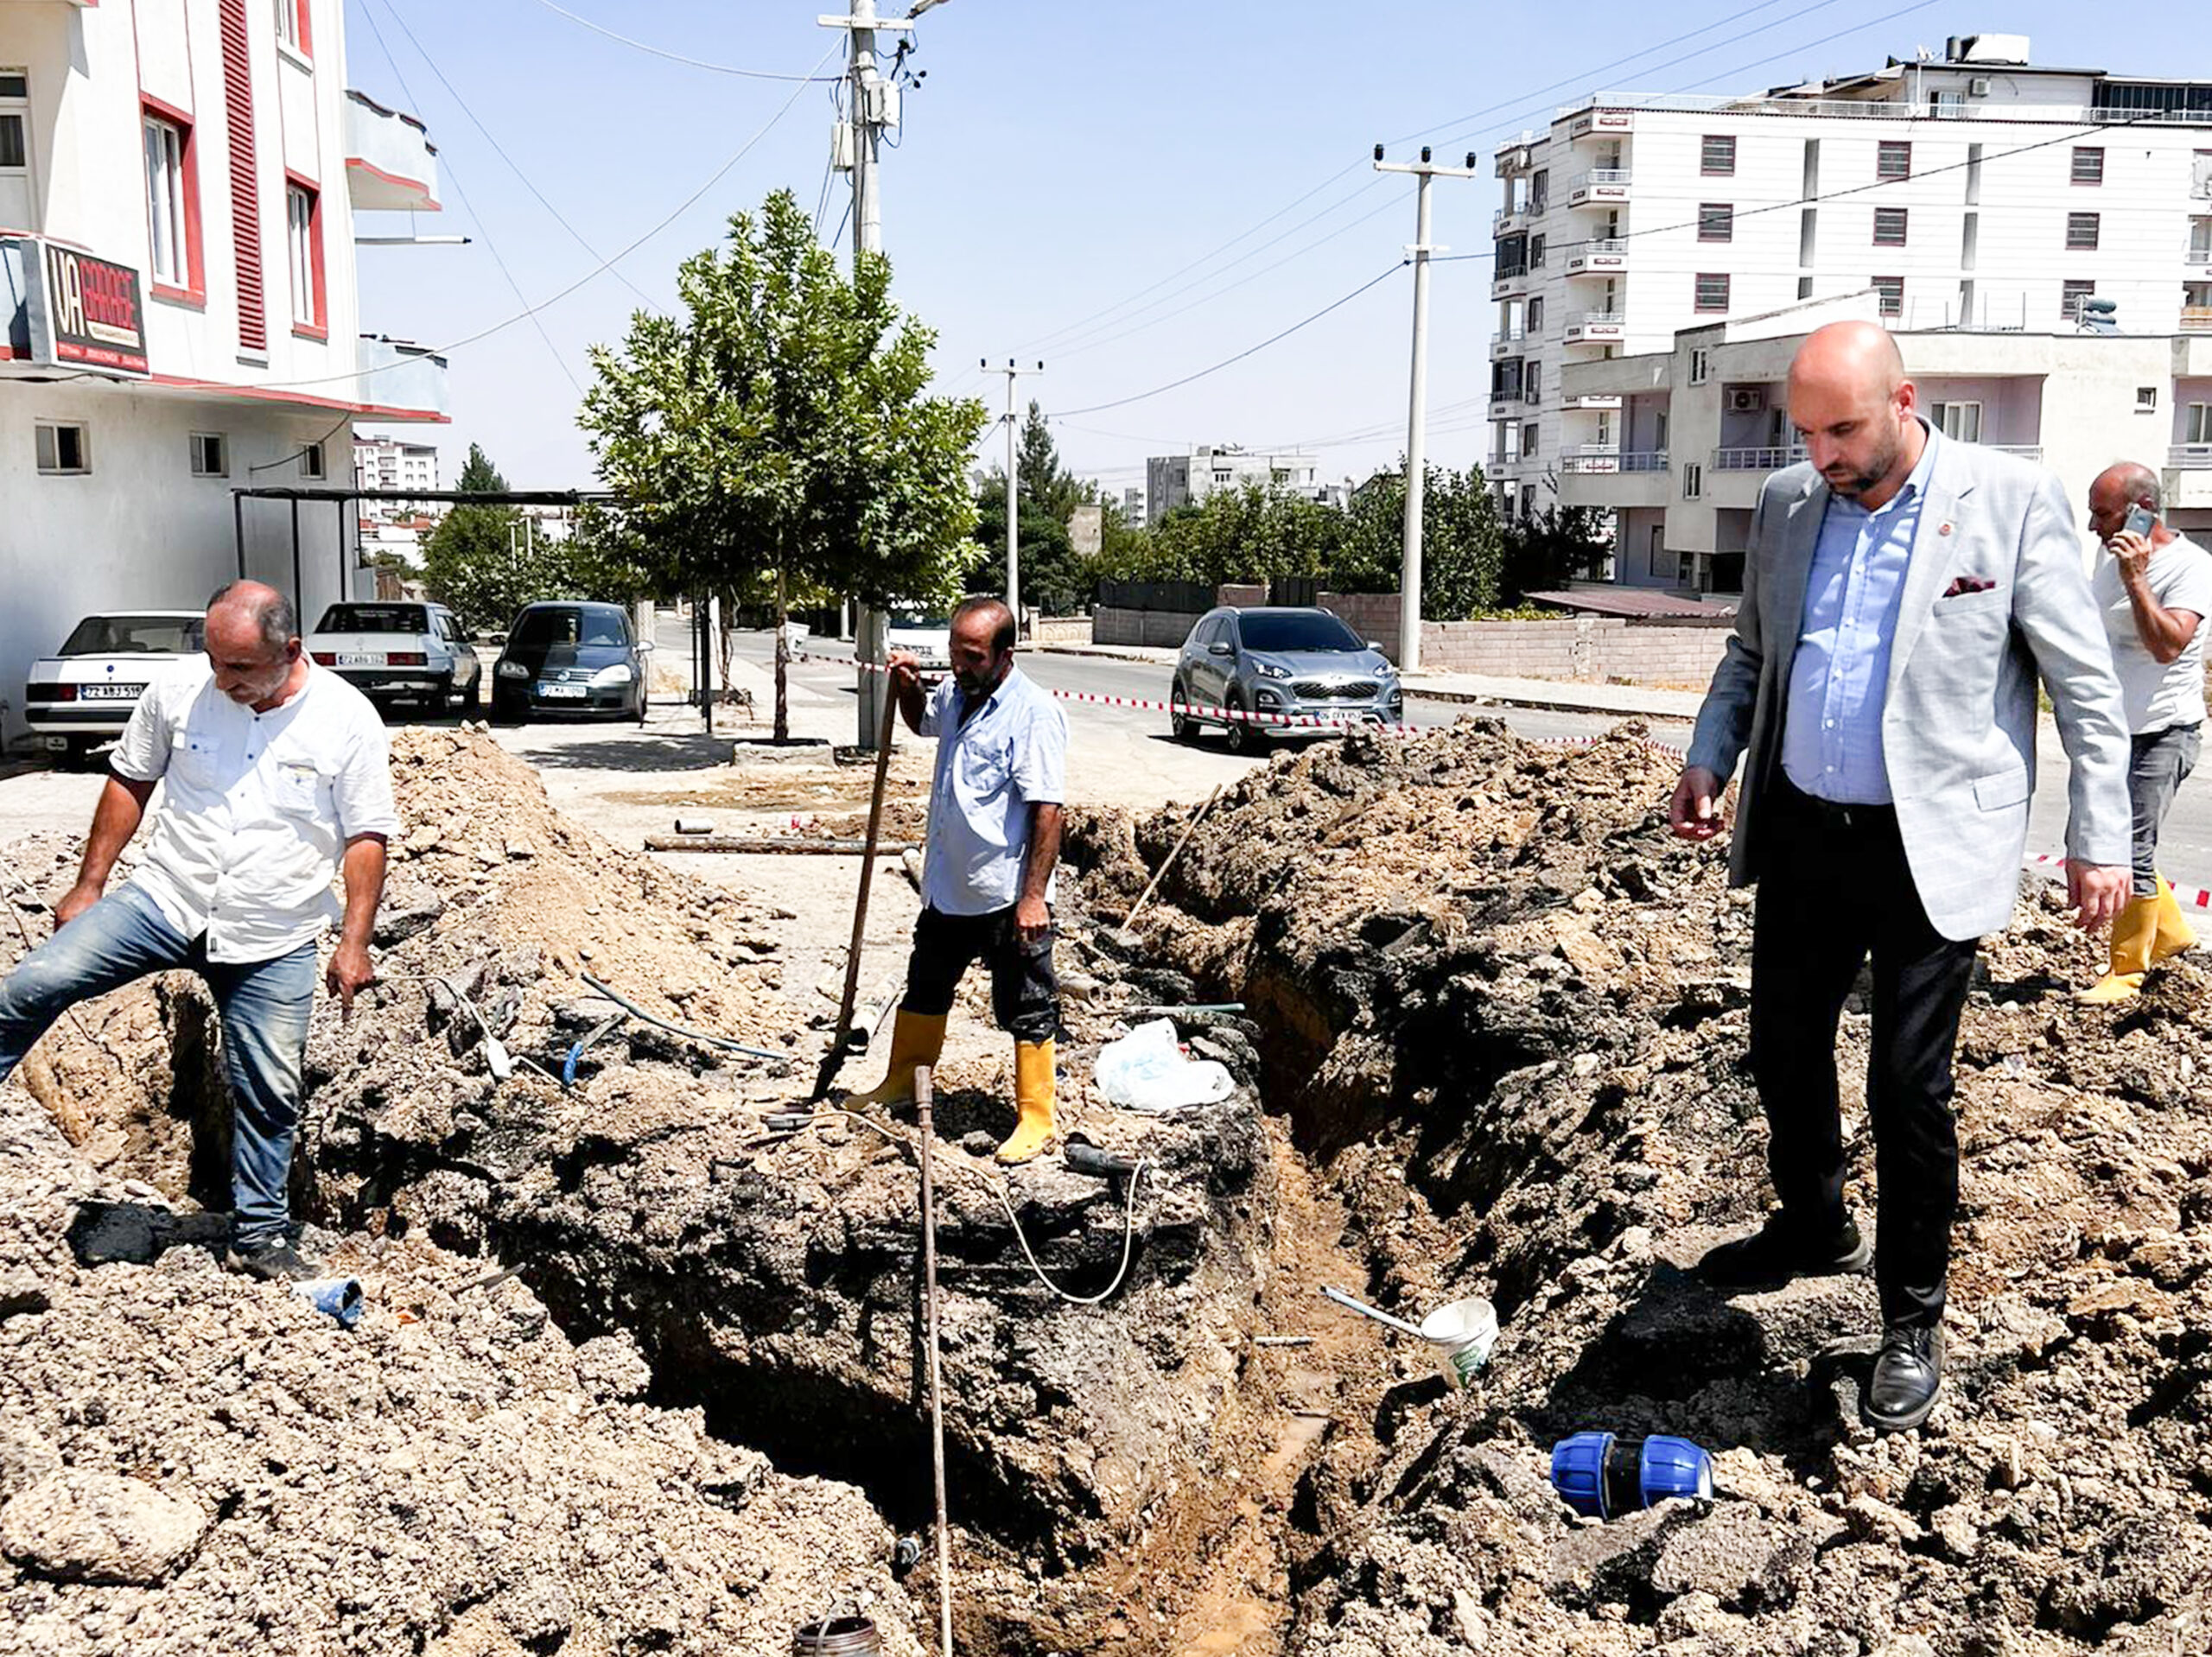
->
[[1549, 1432, 1713, 1519], [292, 1276, 365, 1330]]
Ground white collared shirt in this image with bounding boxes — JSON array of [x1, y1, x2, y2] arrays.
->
[[918, 664, 1066, 917], [110, 661, 401, 962]]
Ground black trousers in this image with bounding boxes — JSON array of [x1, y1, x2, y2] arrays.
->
[[899, 905, 1060, 1044], [1747, 776, 1979, 1329]]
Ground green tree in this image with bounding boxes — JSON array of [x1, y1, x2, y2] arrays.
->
[[968, 471, 1088, 616], [1500, 497, 1611, 600], [419, 445, 546, 634], [1335, 460, 1504, 619], [579, 189, 988, 740], [1140, 481, 1342, 589]]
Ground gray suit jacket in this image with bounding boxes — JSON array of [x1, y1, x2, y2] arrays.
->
[[1686, 439, 2132, 942]]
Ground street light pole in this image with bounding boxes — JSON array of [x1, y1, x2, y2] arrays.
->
[[985, 359, 1043, 632], [1373, 143, 1479, 673]]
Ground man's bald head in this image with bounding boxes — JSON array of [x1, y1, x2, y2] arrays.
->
[[206, 580, 299, 657], [205, 581, 304, 707], [949, 595, 1016, 697], [2087, 461, 2164, 549], [1786, 320, 1923, 507]]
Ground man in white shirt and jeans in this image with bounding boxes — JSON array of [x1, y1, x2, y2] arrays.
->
[[0, 581, 397, 1279], [851, 596, 1069, 1165], [2076, 463, 2212, 1002]]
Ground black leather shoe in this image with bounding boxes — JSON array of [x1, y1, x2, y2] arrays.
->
[[1697, 1210, 1872, 1290], [1864, 1324, 1944, 1433]]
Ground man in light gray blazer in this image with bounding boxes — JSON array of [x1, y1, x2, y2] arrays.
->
[[1668, 321, 2131, 1432]]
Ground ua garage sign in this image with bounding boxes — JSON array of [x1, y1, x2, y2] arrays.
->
[[1, 235, 149, 377]]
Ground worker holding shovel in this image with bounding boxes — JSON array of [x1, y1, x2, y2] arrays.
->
[[850, 596, 1069, 1164]]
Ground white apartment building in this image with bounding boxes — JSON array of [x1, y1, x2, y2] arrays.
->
[[1146, 445, 1321, 524], [1559, 290, 2212, 592], [1, 0, 446, 746], [1487, 33, 2212, 556], [353, 429, 439, 509]]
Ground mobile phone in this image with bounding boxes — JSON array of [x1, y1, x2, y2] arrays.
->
[[2122, 503, 2156, 540]]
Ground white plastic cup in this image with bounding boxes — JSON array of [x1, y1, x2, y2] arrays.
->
[[1420, 1296, 1498, 1388]]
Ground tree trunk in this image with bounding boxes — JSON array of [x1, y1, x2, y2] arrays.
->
[[716, 588, 737, 714], [773, 568, 791, 745]]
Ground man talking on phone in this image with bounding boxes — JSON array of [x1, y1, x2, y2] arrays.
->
[[2075, 462, 2212, 1001]]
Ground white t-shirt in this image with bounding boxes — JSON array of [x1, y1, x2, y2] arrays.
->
[[110, 661, 402, 962], [918, 665, 1067, 917], [2092, 533, 2212, 735]]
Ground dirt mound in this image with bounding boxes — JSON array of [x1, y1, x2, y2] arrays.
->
[[1087, 718, 2212, 1654]]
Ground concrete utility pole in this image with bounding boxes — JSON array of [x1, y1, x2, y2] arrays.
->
[[986, 359, 1044, 632], [823, 0, 949, 745], [1373, 143, 1479, 673]]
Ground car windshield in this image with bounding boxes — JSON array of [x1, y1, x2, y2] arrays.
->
[[318, 604, 427, 636], [511, 607, 627, 650], [890, 613, 949, 630], [59, 615, 206, 656], [1237, 612, 1363, 653]]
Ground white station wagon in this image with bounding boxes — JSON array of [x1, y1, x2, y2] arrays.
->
[[23, 611, 205, 767]]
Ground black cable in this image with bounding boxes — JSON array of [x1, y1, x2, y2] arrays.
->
[[247, 410, 356, 474], [381, 0, 654, 308], [519, 0, 841, 83]]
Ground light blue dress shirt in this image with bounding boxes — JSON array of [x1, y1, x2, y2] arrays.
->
[[918, 664, 1068, 916], [1782, 423, 1942, 804]]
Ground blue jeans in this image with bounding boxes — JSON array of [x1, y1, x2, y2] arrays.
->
[[0, 884, 316, 1248]]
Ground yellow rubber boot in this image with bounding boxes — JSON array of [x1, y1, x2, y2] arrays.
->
[[2076, 895, 2157, 1004], [847, 1010, 947, 1108], [2152, 876, 2197, 963], [995, 1038, 1058, 1165]]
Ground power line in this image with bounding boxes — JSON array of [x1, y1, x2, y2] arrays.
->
[[232, 41, 842, 396], [1668, 0, 1940, 94], [1058, 263, 1407, 417], [378, 0, 654, 309], [518, 0, 841, 82]]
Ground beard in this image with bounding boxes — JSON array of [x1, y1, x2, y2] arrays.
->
[[1824, 432, 1903, 498]]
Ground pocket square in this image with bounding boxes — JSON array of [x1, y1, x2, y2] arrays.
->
[[1942, 575, 1996, 598]]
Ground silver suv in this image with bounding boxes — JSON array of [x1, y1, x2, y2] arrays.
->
[[1170, 606, 1402, 753]]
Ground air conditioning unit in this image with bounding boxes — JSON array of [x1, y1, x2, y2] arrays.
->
[[1967, 77, 1992, 97], [1726, 387, 1766, 413]]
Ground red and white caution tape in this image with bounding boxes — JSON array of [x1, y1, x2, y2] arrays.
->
[[2026, 853, 2212, 911]]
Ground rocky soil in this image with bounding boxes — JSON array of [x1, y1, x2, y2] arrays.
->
[[1084, 719, 2212, 1656]]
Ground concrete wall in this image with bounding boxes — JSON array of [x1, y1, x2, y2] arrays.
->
[[1416, 615, 1732, 686], [1030, 615, 1092, 645], [1092, 607, 1205, 649]]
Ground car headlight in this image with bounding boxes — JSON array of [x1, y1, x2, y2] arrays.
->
[[1376, 663, 1397, 678], [496, 660, 530, 680], [1252, 661, 1292, 680], [1254, 686, 1283, 706], [590, 663, 635, 687]]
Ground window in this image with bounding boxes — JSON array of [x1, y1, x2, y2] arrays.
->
[[273, 0, 309, 53], [0, 69, 24, 171], [1682, 463, 1703, 500], [1647, 524, 1675, 582], [1530, 233, 1547, 268], [301, 440, 326, 480], [189, 432, 228, 477], [1698, 202, 1734, 242], [1688, 348, 1710, 385], [1530, 169, 1548, 213], [142, 110, 200, 296], [1873, 206, 1909, 247], [1694, 272, 1729, 312], [285, 180, 325, 332], [1527, 296, 1544, 333], [2066, 212, 2101, 251], [2062, 278, 2096, 321], [2188, 403, 2212, 444], [1872, 276, 1904, 318], [35, 422, 89, 475], [2071, 147, 2105, 185], [1524, 361, 1541, 403], [1929, 401, 1981, 442], [1877, 140, 1911, 180], [2138, 386, 2159, 412], [1798, 276, 1815, 300], [1701, 134, 1736, 175], [1521, 422, 1540, 460]]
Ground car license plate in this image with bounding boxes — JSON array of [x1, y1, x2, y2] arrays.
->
[[78, 682, 147, 701], [337, 652, 384, 668], [537, 682, 588, 699]]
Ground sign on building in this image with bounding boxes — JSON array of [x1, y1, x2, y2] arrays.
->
[[1, 235, 149, 377]]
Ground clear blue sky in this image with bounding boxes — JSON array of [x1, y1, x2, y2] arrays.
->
[[346, 1, 2191, 498]]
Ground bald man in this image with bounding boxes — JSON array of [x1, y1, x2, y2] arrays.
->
[[852, 595, 1069, 1164], [2075, 463, 2211, 1001], [1668, 321, 2131, 1432], [0, 582, 397, 1281]]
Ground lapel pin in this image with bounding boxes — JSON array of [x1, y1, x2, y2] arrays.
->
[[1937, 521, 1954, 536]]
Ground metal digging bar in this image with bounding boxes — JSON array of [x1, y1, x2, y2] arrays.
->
[[915, 1063, 954, 1657], [814, 676, 899, 1100]]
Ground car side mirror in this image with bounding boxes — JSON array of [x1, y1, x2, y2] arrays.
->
[[1367, 640, 1384, 652], [1208, 640, 1233, 657], [637, 639, 656, 652]]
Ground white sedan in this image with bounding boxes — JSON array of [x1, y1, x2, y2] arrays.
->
[[23, 611, 204, 768]]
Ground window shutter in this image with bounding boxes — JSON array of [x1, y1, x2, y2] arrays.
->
[[219, 0, 265, 351]]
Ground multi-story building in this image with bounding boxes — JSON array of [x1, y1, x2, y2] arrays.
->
[[1489, 33, 2212, 564], [2, 0, 446, 746], [1560, 289, 2212, 591], [1145, 445, 1321, 524], [353, 429, 440, 511]]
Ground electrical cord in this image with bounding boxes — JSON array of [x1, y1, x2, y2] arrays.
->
[[246, 410, 356, 474], [518, 0, 842, 82]]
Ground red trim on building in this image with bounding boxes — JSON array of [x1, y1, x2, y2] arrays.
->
[[146, 371, 448, 423], [295, 0, 313, 59], [283, 169, 326, 336], [342, 156, 442, 211], [142, 98, 207, 308], [218, 0, 265, 352]]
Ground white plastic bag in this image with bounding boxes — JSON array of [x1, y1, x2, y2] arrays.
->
[[1093, 1019, 1235, 1112]]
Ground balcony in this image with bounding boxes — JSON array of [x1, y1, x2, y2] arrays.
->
[[1559, 393, 1621, 411], [1714, 446, 1802, 471], [1491, 326, 1526, 359], [1493, 205, 1530, 237], [1565, 170, 1632, 209], [346, 91, 442, 213], [1558, 449, 1669, 509], [1565, 107, 1635, 143], [2189, 249, 2212, 267], [2183, 308, 2212, 334], [1561, 311, 1626, 345], [1491, 268, 1531, 300], [353, 334, 449, 419], [1563, 238, 1630, 276], [1488, 396, 1522, 420], [2166, 444, 2212, 510], [1560, 448, 1666, 474]]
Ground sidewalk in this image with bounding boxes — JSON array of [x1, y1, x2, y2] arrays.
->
[[1029, 640, 1706, 722]]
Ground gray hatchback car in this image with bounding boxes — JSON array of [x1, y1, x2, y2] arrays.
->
[[1170, 606, 1403, 753]]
